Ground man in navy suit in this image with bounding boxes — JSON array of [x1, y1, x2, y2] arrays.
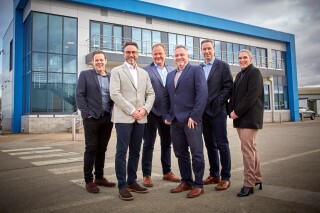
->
[[162, 45, 208, 198], [199, 39, 233, 190], [76, 50, 115, 193], [142, 43, 180, 187]]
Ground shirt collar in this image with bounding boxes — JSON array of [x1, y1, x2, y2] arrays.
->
[[204, 58, 215, 65], [125, 61, 136, 70]]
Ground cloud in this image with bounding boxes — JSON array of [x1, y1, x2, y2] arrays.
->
[[142, 0, 320, 87]]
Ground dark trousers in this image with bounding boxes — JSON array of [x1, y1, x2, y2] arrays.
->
[[202, 108, 231, 180], [142, 112, 172, 176], [171, 120, 205, 188], [83, 114, 113, 183], [115, 122, 145, 189]]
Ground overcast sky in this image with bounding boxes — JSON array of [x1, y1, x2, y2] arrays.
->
[[0, 0, 319, 88]]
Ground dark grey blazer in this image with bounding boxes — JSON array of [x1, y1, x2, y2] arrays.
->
[[143, 62, 173, 116], [200, 59, 233, 117], [76, 69, 112, 119]]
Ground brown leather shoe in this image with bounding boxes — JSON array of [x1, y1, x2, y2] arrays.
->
[[86, 182, 100, 193], [215, 180, 230, 191], [163, 172, 180, 182], [143, 176, 153, 187], [128, 183, 149, 193], [203, 176, 221, 185], [170, 183, 192, 193], [118, 188, 133, 201], [94, 177, 116, 187], [186, 187, 204, 198]]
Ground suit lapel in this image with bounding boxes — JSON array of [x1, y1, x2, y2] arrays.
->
[[207, 60, 218, 82], [151, 64, 164, 86], [175, 63, 191, 89], [122, 63, 137, 90], [91, 70, 102, 95]]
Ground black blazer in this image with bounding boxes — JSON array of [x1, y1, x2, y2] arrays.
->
[[200, 59, 233, 117], [229, 64, 264, 129], [76, 69, 113, 119]]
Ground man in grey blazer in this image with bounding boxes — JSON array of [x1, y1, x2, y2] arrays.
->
[[76, 50, 115, 193], [110, 41, 155, 201], [141, 44, 180, 188]]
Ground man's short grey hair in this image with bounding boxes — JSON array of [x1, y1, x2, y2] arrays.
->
[[174, 45, 188, 51]]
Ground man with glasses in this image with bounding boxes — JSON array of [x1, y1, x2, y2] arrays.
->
[[110, 41, 155, 201]]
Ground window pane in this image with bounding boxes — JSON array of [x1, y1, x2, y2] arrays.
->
[[177, 35, 185, 46], [47, 72, 63, 112], [49, 15, 62, 53], [232, 43, 239, 65], [250, 46, 256, 66], [264, 84, 270, 109], [274, 86, 279, 110], [227, 43, 233, 64], [168, 33, 176, 57], [32, 52, 47, 72], [132, 28, 142, 52], [142, 29, 152, 55], [114, 26, 122, 52], [276, 50, 281, 69], [283, 86, 289, 109], [152, 31, 161, 45], [48, 54, 62, 73], [31, 72, 47, 112], [221, 41, 227, 62], [186, 36, 193, 60], [63, 55, 77, 73], [33, 13, 48, 52], [90, 22, 100, 51], [103, 24, 112, 51], [215, 41, 221, 60], [261, 48, 267, 68], [271, 49, 276, 69], [63, 17, 77, 55], [64, 74, 77, 112]]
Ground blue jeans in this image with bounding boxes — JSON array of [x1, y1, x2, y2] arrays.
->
[[170, 120, 205, 188], [142, 112, 172, 176], [202, 108, 231, 180], [115, 122, 145, 189]]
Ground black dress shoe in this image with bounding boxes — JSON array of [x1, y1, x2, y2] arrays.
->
[[255, 182, 262, 190], [237, 186, 254, 197]]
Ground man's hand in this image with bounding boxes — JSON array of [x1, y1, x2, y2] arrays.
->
[[188, 117, 197, 129], [164, 119, 172, 125], [132, 108, 147, 120]]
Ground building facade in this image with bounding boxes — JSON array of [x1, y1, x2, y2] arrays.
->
[[1, 0, 299, 133]]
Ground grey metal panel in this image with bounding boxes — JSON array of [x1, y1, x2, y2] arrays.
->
[[123, 26, 132, 43], [161, 32, 169, 55]]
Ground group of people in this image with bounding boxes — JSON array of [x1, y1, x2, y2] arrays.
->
[[76, 40, 264, 201]]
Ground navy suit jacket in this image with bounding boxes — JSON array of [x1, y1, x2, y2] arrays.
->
[[162, 63, 208, 123], [76, 69, 113, 119], [200, 59, 233, 117], [143, 62, 173, 116]]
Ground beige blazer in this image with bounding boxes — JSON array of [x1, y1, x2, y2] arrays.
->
[[110, 63, 155, 123]]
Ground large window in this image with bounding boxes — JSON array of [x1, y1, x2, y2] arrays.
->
[[90, 22, 123, 52], [264, 84, 270, 110], [271, 49, 285, 70], [274, 76, 289, 110], [23, 12, 77, 114]]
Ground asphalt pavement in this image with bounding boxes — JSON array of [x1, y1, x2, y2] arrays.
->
[[0, 118, 319, 213]]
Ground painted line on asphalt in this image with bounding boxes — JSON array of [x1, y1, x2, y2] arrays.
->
[[9, 149, 64, 155], [1, 147, 52, 152], [31, 157, 83, 166], [42, 142, 75, 146], [231, 149, 320, 173], [29, 195, 114, 213], [19, 152, 80, 160], [48, 162, 115, 174]]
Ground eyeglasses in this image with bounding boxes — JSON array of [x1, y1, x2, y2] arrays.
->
[[125, 51, 138, 55]]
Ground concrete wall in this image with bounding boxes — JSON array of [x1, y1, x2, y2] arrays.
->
[[21, 115, 73, 133]]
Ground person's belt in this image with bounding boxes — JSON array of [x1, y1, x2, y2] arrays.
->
[[101, 111, 110, 117]]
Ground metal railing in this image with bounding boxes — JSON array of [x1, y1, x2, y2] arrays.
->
[[86, 34, 285, 70], [70, 110, 83, 141]]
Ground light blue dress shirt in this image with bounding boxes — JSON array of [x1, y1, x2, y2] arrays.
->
[[202, 58, 215, 80], [156, 65, 168, 85]]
